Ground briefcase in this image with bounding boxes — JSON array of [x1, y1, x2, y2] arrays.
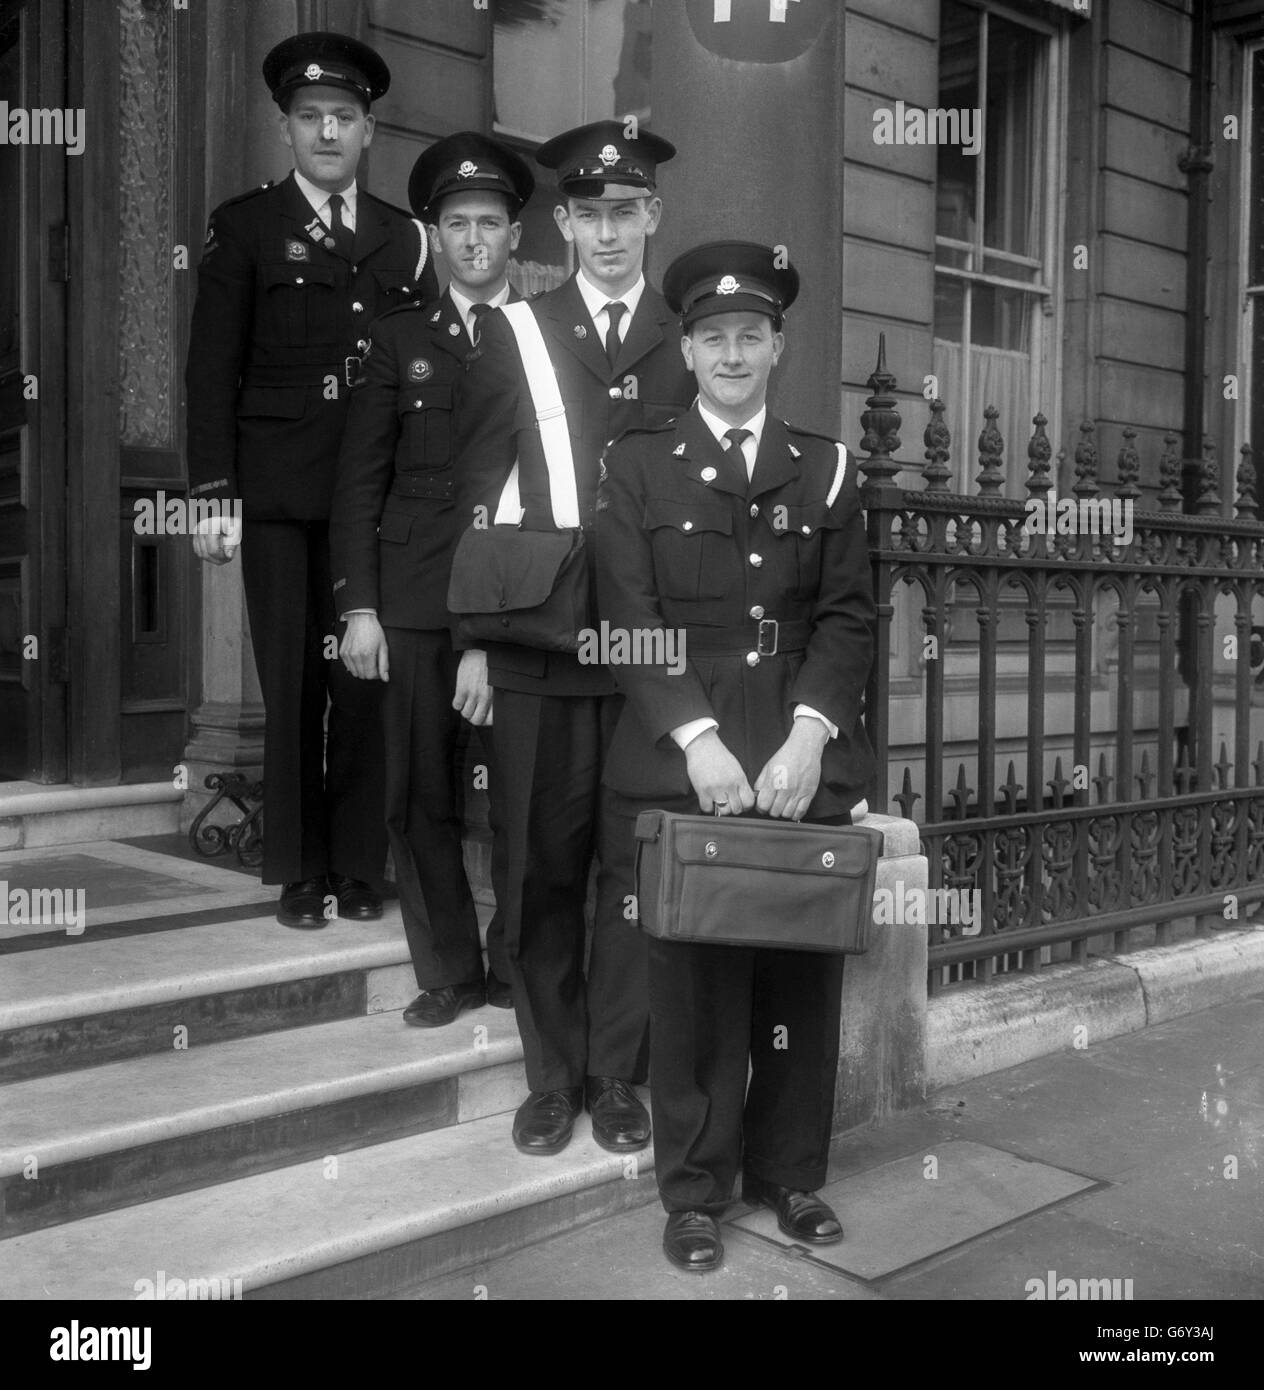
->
[[633, 811, 883, 954]]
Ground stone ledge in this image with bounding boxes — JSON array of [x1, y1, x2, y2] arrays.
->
[[1107, 928, 1264, 1026]]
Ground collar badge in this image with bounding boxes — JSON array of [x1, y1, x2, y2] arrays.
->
[[673, 443, 687, 457], [789, 444, 801, 458], [574, 325, 587, 339], [448, 323, 462, 336], [700, 465, 717, 481]]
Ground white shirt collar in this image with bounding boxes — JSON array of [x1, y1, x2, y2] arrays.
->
[[293, 170, 358, 227], [697, 400, 767, 451], [575, 269, 645, 327], [448, 281, 511, 341]]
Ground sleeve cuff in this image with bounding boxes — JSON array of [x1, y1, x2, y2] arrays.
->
[[341, 608, 377, 619], [671, 717, 719, 750], [794, 705, 838, 740]]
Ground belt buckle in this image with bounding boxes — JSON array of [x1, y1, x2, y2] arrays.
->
[[344, 355, 361, 387], [757, 618, 779, 656]]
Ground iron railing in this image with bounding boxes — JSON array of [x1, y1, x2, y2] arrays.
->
[[857, 338, 1264, 992]]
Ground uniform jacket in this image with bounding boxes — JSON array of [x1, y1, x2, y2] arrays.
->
[[594, 404, 876, 814], [330, 287, 520, 630], [186, 171, 436, 521], [451, 275, 695, 695]]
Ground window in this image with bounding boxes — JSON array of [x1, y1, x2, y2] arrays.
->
[[934, 1, 1060, 489], [492, 0, 653, 293]]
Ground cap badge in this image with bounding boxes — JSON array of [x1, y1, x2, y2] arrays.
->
[[574, 325, 587, 339], [700, 465, 717, 481], [716, 276, 741, 295], [458, 160, 478, 178], [599, 144, 620, 167], [674, 443, 687, 457], [407, 358, 433, 382], [304, 64, 323, 81]]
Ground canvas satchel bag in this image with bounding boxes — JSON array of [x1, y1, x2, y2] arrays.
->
[[448, 301, 589, 652]]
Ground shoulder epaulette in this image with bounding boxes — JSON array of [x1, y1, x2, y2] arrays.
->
[[607, 419, 678, 448], [785, 421, 842, 449], [359, 188, 414, 222], [373, 298, 425, 324], [216, 181, 275, 213]]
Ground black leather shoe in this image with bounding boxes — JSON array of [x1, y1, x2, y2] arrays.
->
[[276, 878, 328, 929], [402, 981, 486, 1028], [663, 1211, 723, 1272], [485, 968, 513, 1009], [327, 873, 382, 921], [512, 1087, 584, 1155], [585, 1076, 651, 1152], [743, 1175, 843, 1244]]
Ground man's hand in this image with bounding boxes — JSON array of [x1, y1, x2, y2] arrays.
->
[[453, 648, 493, 726], [192, 514, 242, 565], [684, 729, 756, 816], [754, 716, 827, 820], [340, 613, 390, 681]]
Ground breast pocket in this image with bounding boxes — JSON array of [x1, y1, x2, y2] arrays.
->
[[644, 497, 733, 601], [260, 262, 337, 347], [764, 501, 843, 598], [397, 383, 454, 469]]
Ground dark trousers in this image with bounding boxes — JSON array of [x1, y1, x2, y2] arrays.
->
[[241, 519, 386, 887], [383, 625, 506, 991], [491, 688, 648, 1091], [605, 787, 847, 1215]]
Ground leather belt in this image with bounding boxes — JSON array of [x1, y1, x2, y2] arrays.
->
[[389, 473, 454, 500], [685, 619, 811, 657], [242, 359, 360, 388]]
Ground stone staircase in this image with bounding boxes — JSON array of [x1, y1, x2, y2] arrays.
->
[[0, 870, 656, 1300]]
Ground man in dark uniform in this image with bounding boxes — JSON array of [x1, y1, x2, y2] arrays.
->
[[331, 133, 534, 1025], [186, 32, 437, 928], [451, 121, 694, 1155], [595, 242, 876, 1272]]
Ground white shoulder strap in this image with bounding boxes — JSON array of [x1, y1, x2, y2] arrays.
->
[[826, 442, 848, 508], [493, 301, 581, 530]]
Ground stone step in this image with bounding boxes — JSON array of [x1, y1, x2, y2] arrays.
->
[[0, 782, 183, 851], [0, 1009, 525, 1237], [0, 909, 430, 1083], [0, 1113, 657, 1300]]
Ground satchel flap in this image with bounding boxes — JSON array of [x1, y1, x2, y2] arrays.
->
[[668, 818, 880, 878], [447, 525, 581, 614], [634, 810, 664, 843], [644, 498, 733, 536]]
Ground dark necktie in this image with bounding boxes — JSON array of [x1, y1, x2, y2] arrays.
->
[[723, 427, 753, 481], [469, 301, 492, 346], [603, 300, 627, 366], [327, 193, 354, 260]]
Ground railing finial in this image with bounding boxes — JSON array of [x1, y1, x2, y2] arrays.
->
[[1158, 431, 1183, 511], [1235, 442, 1257, 521], [857, 333, 903, 487], [1073, 421, 1099, 499], [923, 398, 952, 492], [1196, 435, 1222, 514], [1025, 413, 1053, 499], [1115, 427, 1141, 501], [975, 404, 1005, 496]]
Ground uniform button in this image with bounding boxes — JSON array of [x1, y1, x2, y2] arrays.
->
[[749, 553, 763, 567], [356, 338, 369, 352], [802, 524, 812, 534], [750, 605, 765, 620], [351, 264, 359, 274], [682, 521, 693, 531], [414, 399, 423, 408], [749, 504, 759, 518], [746, 651, 760, 667], [295, 276, 305, 285], [608, 386, 622, 400], [402, 286, 412, 295], [352, 301, 365, 313]]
